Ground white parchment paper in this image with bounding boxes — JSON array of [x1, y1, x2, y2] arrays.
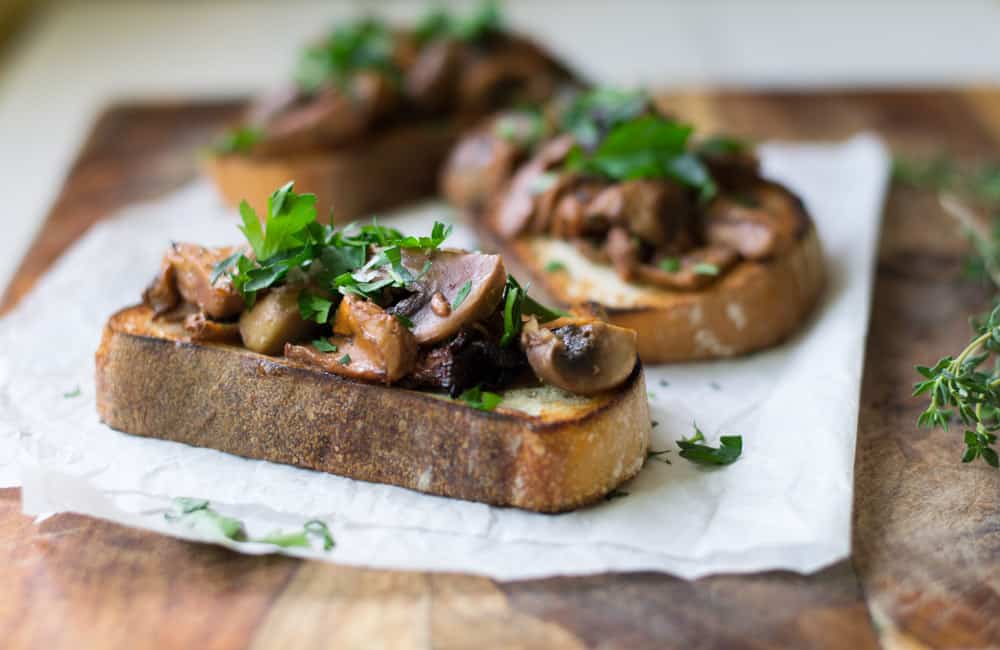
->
[[0, 134, 889, 580]]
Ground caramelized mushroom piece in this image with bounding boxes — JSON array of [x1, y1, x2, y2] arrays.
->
[[605, 227, 640, 281], [634, 246, 740, 291], [150, 243, 243, 320], [238, 286, 317, 355], [456, 35, 567, 114], [394, 249, 507, 345], [585, 179, 695, 249], [520, 316, 637, 395], [184, 313, 241, 343], [405, 38, 462, 110], [286, 295, 417, 383], [703, 182, 805, 260], [440, 127, 523, 212], [491, 135, 575, 238]]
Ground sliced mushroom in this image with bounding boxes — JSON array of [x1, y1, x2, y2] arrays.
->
[[703, 181, 805, 259], [389, 249, 507, 345], [520, 316, 637, 395], [143, 258, 179, 316], [490, 135, 575, 238], [184, 312, 241, 343], [456, 35, 567, 114], [584, 179, 695, 249], [605, 226, 640, 281], [160, 243, 244, 320], [440, 126, 522, 213], [286, 294, 417, 383], [239, 285, 318, 355], [405, 38, 462, 111]]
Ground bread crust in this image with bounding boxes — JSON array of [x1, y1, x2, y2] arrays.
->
[[205, 120, 461, 221], [478, 223, 825, 363], [95, 305, 650, 512]]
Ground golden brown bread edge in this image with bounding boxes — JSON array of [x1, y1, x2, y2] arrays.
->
[[475, 222, 826, 364], [204, 119, 461, 222], [95, 305, 651, 512]]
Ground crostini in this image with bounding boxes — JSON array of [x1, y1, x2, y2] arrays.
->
[[442, 88, 825, 362], [96, 182, 649, 512], [205, 3, 576, 222]]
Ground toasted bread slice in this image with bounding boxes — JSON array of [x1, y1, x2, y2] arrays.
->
[[205, 120, 461, 222], [478, 224, 825, 363], [95, 305, 651, 512]]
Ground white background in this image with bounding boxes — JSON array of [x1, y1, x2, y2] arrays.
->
[[1, 0, 998, 296]]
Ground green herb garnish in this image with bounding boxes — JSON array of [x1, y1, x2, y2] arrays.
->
[[697, 135, 751, 157], [395, 314, 415, 329], [311, 339, 339, 353], [544, 260, 566, 273], [693, 263, 719, 276], [295, 17, 397, 92], [565, 115, 717, 200], [658, 258, 680, 273], [452, 280, 473, 310], [165, 498, 334, 550], [914, 303, 1000, 468], [62, 387, 81, 399], [458, 385, 503, 411], [298, 291, 334, 324], [605, 489, 629, 501], [676, 425, 743, 466], [561, 87, 650, 150], [499, 275, 566, 347], [646, 449, 672, 464], [213, 126, 263, 155], [415, 1, 503, 44], [338, 354, 351, 366]]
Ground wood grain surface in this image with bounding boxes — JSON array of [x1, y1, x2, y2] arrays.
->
[[2, 89, 999, 650]]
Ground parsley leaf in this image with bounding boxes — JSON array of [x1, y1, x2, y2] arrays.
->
[[458, 385, 503, 411], [395, 314, 415, 329], [452, 280, 473, 310], [213, 126, 263, 155], [165, 498, 334, 550], [561, 87, 650, 150], [658, 258, 680, 273], [298, 291, 334, 324], [295, 18, 397, 92], [697, 135, 751, 157], [311, 339, 338, 353], [415, 1, 503, 44], [499, 275, 566, 347], [338, 354, 351, 365], [63, 386, 81, 398], [676, 425, 743, 466], [544, 260, 566, 273], [693, 263, 719, 276]]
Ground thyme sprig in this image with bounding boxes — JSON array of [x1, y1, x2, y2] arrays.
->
[[914, 305, 1000, 467]]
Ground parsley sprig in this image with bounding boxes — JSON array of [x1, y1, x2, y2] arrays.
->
[[676, 425, 743, 466], [217, 182, 453, 311], [296, 17, 398, 92], [415, 1, 503, 44], [499, 275, 566, 346]]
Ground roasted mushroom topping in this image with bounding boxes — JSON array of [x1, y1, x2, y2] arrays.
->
[[405, 38, 462, 110], [635, 246, 740, 291], [491, 135, 575, 238], [585, 179, 695, 250], [144, 243, 243, 320], [520, 316, 637, 395], [286, 294, 417, 383], [238, 285, 317, 355], [393, 249, 507, 344], [184, 313, 241, 343], [703, 182, 805, 260]]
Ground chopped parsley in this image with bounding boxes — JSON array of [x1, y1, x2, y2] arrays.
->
[[561, 87, 650, 150], [298, 291, 334, 324], [311, 339, 339, 353], [63, 386, 81, 399], [458, 385, 503, 411], [676, 425, 743, 466], [295, 17, 398, 92], [395, 314, 415, 329], [212, 126, 263, 155], [499, 275, 566, 347], [544, 260, 566, 273], [693, 263, 719, 276], [222, 181, 454, 309], [415, 1, 503, 44], [452, 280, 473, 310], [646, 449, 672, 464], [658, 258, 680, 273], [338, 354, 352, 366], [165, 498, 334, 550], [697, 135, 751, 157]]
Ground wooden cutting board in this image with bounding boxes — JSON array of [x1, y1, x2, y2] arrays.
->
[[1, 89, 998, 650]]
